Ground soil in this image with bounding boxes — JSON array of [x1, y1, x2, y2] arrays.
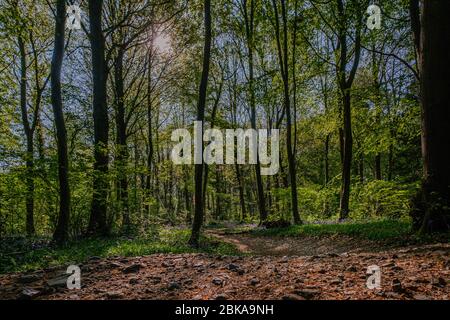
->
[[207, 230, 388, 256], [0, 231, 449, 300]]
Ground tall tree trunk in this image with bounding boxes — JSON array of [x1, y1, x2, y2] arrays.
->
[[320, 74, 330, 187], [201, 80, 222, 210], [189, 0, 212, 247], [154, 102, 161, 217], [286, 0, 301, 224], [372, 49, 382, 181], [336, 0, 362, 220], [410, 0, 450, 233], [242, 0, 267, 223], [145, 31, 154, 216], [18, 36, 35, 236], [114, 48, 130, 230], [339, 91, 353, 218], [271, 0, 301, 224], [88, 0, 109, 235], [51, 0, 71, 243]]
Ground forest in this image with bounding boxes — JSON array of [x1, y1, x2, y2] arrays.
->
[[0, 0, 449, 301]]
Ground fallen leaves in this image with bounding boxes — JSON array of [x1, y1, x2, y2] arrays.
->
[[0, 240, 448, 300]]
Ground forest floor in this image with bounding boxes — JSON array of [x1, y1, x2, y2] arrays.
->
[[0, 222, 449, 300], [206, 229, 381, 256]]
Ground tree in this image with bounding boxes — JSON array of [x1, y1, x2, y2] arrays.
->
[[189, 0, 212, 247], [335, 0, 363, 220], [410, 0, 450, 233], [87, 0, 109, 235], [270, 0, 301, 224], [108, 2, 151, 231], [241, 0, 268, 223], [17, 31, 35, 235], [51, 0, 71, 243], [3, 0, 51, 235]]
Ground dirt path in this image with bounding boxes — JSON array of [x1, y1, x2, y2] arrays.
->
[[0, 234, 449, 300], [206, 230, 386, 256]]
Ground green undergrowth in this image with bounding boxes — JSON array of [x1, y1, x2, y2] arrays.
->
[[251, 219, 449, 244], [0, 228, 240, 274]]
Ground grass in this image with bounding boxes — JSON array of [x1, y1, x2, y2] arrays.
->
[[251, 218, 450, 243], [2, 220, 448, 274], [0, 228, 240, 274], [206, 221, 256, 234]]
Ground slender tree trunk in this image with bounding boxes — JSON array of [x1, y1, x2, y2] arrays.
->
[[18, 36, 35, 236], [201, 80, 221, 210], [51, 0, 71, 243], [189, 0, 212, 247], [235, 163, 246, 221], [324, 133, 330, 185], [292, 0, 299, 158], [336, 0, 362, 220], [242, 0, 267, 223], [88, 0, 109, 235], [145, 33, 154, 216], [154, 104, 161, 216], [320, 74, 330, 187], [271, 0, 301, 224], [24, 122, 34, 235], [339, 91, 352, 218], [283, 0, 300, 224], [372, 50, 382, 181], [114, 48, 130, 230]]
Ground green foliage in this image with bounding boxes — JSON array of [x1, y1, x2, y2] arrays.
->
[[0, 228, 241, 274], [267, 180, 416, 223], [0, 0, 433, 251], [252, 219, 413, 241], [297, 186, 340, 220], [269, 185, 339, 222], [350, 180, 418, 219], [252, 218, 449, 245]]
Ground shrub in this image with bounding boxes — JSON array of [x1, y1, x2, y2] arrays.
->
[[297, 186, 340, 220], [350, 180, 418, 219]]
